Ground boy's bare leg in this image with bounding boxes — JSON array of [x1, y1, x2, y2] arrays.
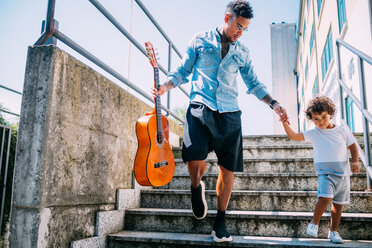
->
[[311, 197, 332, 224], [216, 165, 234, 211], [188, 160, 207, 188], [330, 203, 343, 231]]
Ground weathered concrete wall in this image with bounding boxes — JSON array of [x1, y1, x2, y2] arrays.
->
[[9, 45, 183, 248]]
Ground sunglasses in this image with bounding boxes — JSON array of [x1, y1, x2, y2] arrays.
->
[[236, 24, 248, 32]]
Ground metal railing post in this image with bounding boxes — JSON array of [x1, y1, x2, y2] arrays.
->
[[335, 38, 372, 191], [336, 42, 345, 120], [167, 42, 172, 116], [357, 57, 372, 190], [34, 0, 56, 45]]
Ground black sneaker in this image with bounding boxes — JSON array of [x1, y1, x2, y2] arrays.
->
[[211, 211, 232, 242], [190, 181, 207, 219]]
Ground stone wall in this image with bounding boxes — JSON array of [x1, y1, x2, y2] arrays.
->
[[9, 45, 183, 248]]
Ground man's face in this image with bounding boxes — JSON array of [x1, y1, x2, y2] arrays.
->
[[224, 14, 250, 42]]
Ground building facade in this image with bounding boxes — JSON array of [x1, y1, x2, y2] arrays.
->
[[271, 23, 298, 134], [296, 0, 372, 132]]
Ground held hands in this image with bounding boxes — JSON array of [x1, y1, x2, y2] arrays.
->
[[350, 161, 360, 174], [273, 104, 290, 124]]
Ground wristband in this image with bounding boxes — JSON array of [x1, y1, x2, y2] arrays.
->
[[270, 100, 279, 109]]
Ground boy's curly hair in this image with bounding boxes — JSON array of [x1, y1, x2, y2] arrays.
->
[[306, 95, 336, 120], [226, 0, 254, 19]]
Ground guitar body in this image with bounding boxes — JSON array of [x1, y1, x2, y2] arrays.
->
[[134, 113, 175, 186]]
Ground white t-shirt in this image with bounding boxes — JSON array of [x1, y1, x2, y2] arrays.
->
[[303, 124, 356, 176]]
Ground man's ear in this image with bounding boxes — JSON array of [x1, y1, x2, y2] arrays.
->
[[224, 14, 231, 23]]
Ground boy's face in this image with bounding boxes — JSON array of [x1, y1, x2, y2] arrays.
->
[[224, 14, 250, 42], [311, 111, 333, 129]]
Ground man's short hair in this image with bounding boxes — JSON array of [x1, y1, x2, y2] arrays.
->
[[226, 0, 254, 19]]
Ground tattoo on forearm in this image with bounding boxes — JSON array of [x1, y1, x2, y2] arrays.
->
[[261, 95, 273, 105]]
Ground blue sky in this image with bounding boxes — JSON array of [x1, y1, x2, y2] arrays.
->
[[0, 0, 299, 134]]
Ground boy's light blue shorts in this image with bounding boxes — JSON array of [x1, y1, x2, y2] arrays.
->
[[317, 174, 350, 205]]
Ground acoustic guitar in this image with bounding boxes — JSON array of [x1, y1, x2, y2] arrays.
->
[[134, 41, 175, 187]]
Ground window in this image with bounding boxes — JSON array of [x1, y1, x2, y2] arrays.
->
[[305, 60, 309, 80], [309, 25, 315, 54], [302, 85, 304, 98], [307, 0, 309, 8], [345, 96, 355, 132], [321, 30, 334, 80], [317, 0, 323, 15], [337, 0, 347, 33], [312, 77, 319, 97], [301, 86, 305, 113], [303, 20, 306, 41]]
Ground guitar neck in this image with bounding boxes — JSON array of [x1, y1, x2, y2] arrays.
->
[[154, 67, 163, 135]]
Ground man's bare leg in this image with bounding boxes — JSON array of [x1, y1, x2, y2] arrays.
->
[[188, 160, 207, 188], [216, 165, 234, 211], [188, 160, 208, 220]]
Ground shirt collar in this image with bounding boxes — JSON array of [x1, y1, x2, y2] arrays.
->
[[213, 28, 236, 45]]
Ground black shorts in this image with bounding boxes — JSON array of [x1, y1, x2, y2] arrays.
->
[[182, 102, 243, 172]]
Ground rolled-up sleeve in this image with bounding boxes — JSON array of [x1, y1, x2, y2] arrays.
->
[[240, 53, 268, 100], [168, 34, 197, 87]]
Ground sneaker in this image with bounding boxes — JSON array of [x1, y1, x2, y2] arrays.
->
[[328, 231, 344, 244], [306, 223, 318, 237], [211, 212, 232, 243], [190, 181, 207, 219]]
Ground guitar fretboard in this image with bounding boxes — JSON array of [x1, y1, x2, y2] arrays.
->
[[154, 67, 163, 143]]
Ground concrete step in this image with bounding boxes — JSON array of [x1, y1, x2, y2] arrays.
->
[[174, 158, 366, 175], [175, 158, 315, 174], [180, 133, 372, 146], [172, 145, 314, 159], [161, 173, 368, 191], [179, 133, 370, 147], [108, 231, 372, 248], [123, 209, 372, 240], [140, 189, 372, 213]]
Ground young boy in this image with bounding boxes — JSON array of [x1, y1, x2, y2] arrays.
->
[[281, 96, 359, 244]]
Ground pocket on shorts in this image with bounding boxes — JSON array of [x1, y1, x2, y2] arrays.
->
[[189, 102, 206, 119]]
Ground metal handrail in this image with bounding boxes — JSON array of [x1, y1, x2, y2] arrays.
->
[[88, 0, 190, 99], [35, 0, 189, 123], [0, 84, 22, 96], [335, 38, 372, 191], [0, 84, 22, 117]]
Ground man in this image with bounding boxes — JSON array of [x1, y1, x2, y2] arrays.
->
[[152, 0, 287, 242]]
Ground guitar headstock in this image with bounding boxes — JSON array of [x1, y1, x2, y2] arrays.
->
[[145, 41, 159, 68]]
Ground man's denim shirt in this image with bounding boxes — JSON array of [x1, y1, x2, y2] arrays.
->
[[168, 28, 269, 113]]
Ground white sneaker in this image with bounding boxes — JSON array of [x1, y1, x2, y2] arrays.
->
[[306, 223, 318, 237], [328, 231, 344, 244]]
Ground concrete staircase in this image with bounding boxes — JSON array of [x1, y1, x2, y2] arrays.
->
[[93, 135, 372, 247]]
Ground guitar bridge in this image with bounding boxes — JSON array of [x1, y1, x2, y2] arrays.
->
[[154, 161, 168, 168]]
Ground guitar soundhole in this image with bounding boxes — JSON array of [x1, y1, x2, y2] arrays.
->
[[157, 132, 164, 144], [154, 161, 168, 168]]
